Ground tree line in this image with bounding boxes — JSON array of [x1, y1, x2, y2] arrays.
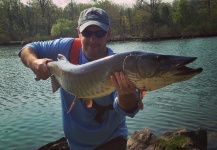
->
[[0, 0, 217, 44]]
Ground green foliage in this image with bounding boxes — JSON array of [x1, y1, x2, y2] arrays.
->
[[159, 3, 172, 26], [158, 135, 191, 150], [154, 25, 172, 38], [0, 0, 217, 43], [131, 9, 151, 38], [51, 19, 77, 38], [172, 0, 191, 25]]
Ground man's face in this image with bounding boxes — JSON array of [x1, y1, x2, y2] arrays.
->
[[78, 25, 111, 61]]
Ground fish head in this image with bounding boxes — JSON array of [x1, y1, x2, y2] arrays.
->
[[124, 52, 203, 91], [137, 53, 203, 77]]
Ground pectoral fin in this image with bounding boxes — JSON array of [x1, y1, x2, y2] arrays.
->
[[83, 98, 93, 108], [138, 90, 146, 110], [50, 75, 61, 93], [140, 90, 146, 99]]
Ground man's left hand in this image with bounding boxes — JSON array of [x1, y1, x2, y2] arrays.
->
[[110, 72, 140, 112], [110, 72, 136, 95]]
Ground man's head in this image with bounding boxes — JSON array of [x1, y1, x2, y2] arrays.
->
[[78, 7, 110, 32], [77, 7, 111, 61]]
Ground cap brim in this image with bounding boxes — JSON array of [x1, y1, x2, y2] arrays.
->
[[79, 21, 109, 32]]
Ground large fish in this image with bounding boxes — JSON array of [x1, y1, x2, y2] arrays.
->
[[46, 51, 203, 111]]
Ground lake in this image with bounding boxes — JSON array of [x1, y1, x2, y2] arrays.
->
[[0, 37, 217, 149]]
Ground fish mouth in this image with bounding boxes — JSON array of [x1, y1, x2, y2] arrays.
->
[[161, 57, 203, 76], [171, 66, 203, 76]]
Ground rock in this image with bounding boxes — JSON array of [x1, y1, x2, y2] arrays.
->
[[127, 128, 207, 150], [127, 128, 160, 150], [38, 128, 207, 150], [38, 137, 69, 150]]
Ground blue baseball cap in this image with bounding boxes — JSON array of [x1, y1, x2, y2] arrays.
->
[[78, 7, 110, 32]]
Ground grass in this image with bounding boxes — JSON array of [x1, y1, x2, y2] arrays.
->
[[158, 135, 193, 150]]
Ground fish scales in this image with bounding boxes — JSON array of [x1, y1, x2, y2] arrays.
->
[[47, 51, 203, 99], [49, 53, 125, 98]]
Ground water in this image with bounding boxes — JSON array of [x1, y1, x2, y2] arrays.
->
[[0, 46, 63, 149], [0, 37, 217, 149]]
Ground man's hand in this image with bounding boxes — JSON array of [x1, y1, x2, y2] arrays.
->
[[31, 58, 53, 80], [20, 46, 52, 80], [110, 72, 136, 95], [110, 72, 140, 112]]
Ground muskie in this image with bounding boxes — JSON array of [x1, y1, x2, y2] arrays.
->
[[46, 51, 203, 111]]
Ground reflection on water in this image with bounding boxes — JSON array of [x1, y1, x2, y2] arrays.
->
[[0, 37, 217, 149]]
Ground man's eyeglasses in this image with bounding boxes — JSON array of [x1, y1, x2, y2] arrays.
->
[[81, 30, 107, 38]]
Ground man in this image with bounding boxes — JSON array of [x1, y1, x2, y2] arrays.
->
[[19, 7, 141, 150]]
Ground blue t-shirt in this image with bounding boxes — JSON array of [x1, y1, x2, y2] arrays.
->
[[20, 38, 139, 150]]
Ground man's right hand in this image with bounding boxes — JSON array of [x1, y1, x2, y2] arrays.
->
[[31, 58, 53, 80], [20, 46, 53, 80]]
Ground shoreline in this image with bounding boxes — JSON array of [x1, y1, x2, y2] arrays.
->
[[1, 34, 217, 46], [109, 34, 217, 42]]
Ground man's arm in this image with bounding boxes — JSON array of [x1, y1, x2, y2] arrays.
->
[[20, 46, 52, 80], [110, 72, 141, 113]]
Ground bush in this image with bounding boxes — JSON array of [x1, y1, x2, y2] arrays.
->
[[51, 19, 77, 38], [0, 34, 10, 44]]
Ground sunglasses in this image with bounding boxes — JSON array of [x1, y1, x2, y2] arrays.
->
[[81, 30, 107, 38]]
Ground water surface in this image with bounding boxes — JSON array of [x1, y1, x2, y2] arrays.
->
[[0, 37, 217, 149]]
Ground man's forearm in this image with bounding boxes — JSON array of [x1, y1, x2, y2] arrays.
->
[[20, 46, 52, 80], [20, 46, 38, 68], [117, 92, 139, 113]]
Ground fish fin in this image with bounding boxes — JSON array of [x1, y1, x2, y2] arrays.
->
[[57, 54, 67, 61], [50, 75, 61, 93], [67, 97, 78, 113], [83, 98, 93, 108], [140, 90, 146, 99], [138, 90, 146, 110], [138, 101, 144, 110]]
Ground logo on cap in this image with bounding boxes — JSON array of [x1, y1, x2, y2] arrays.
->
[[86, 10, 100, 18]]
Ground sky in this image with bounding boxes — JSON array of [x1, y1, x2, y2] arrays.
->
[[20, 0, 174, 8]]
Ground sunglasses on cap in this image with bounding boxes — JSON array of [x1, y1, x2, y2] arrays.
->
[[81, 30, 107, 38]]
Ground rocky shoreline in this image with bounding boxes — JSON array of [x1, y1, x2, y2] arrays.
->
[[127, 128, 207, 150], [38, 128, 209, 150]]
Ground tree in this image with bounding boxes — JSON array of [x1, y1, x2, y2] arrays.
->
[[51, 19, 77, 38], [159, 3, 172, 26], [37, 0, 49, 17], [131, 9, 151, 38], [172, 0, 191, 26], [1, 0, 217, 42], [64, 0, 78, 20], [0, 0, 26, 40]]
